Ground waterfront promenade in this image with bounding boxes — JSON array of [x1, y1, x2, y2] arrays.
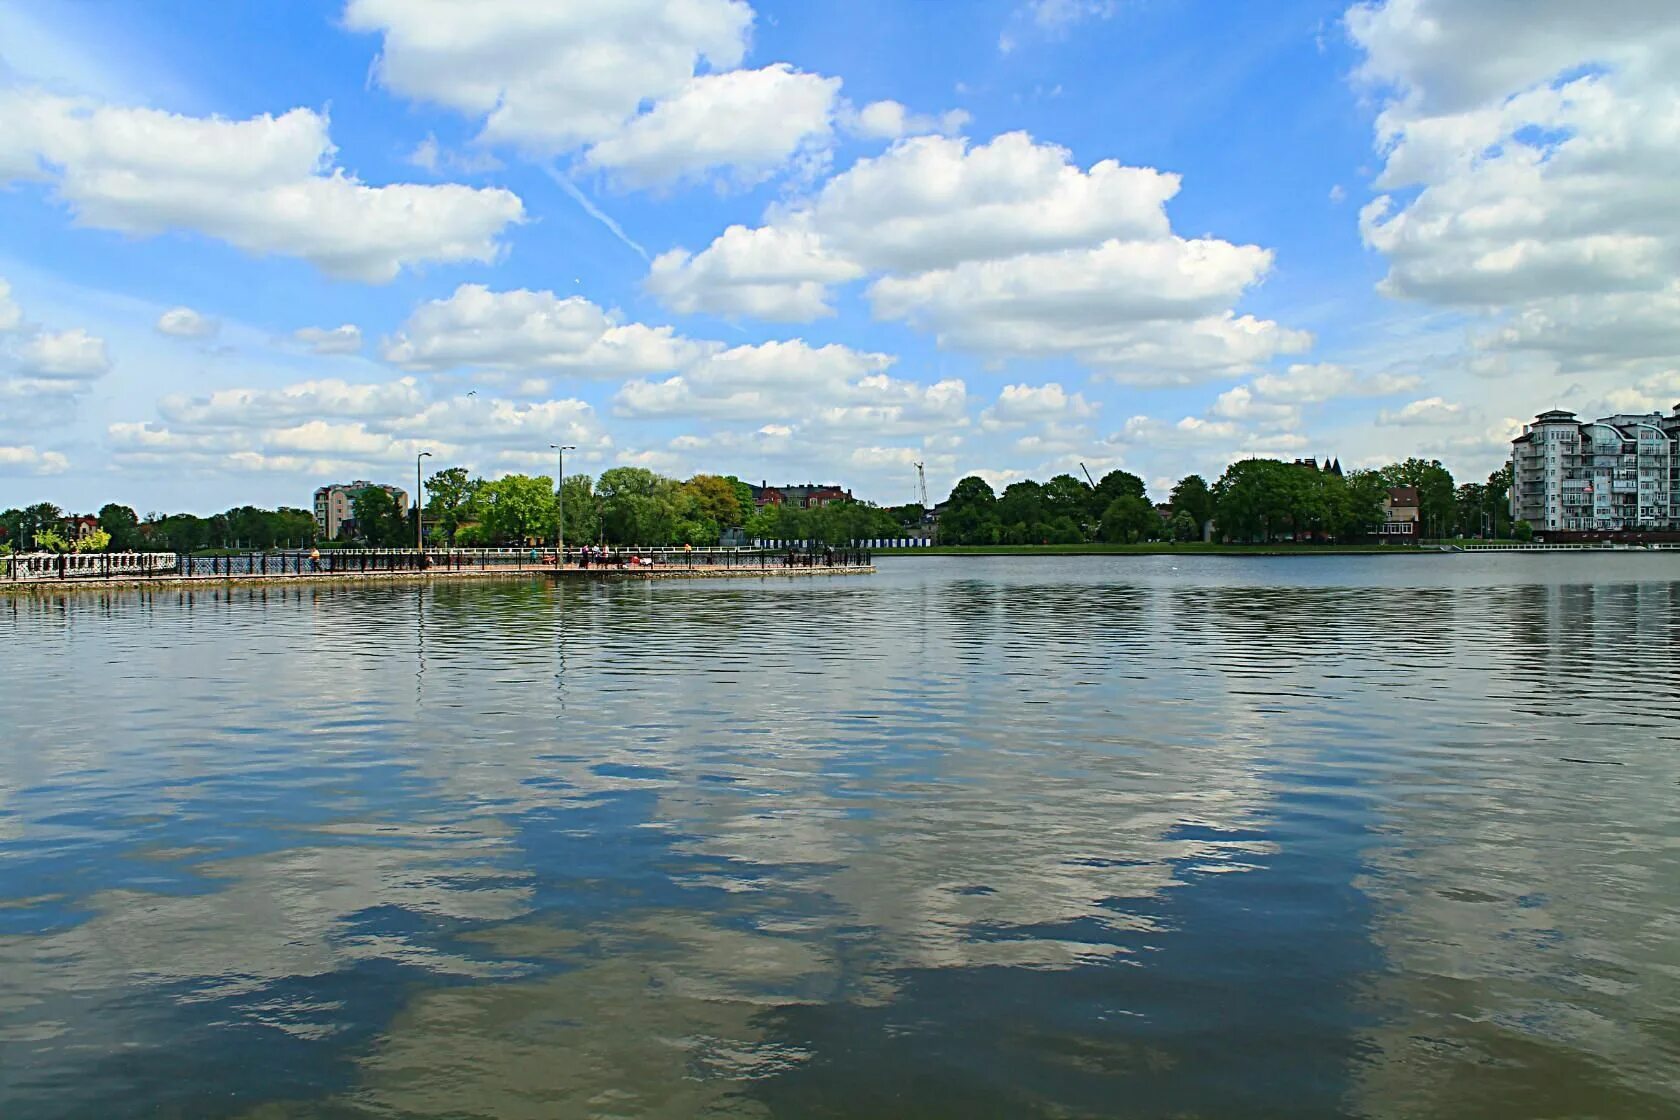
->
[[2, 546, 874, 592]]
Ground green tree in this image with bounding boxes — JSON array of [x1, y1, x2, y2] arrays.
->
[[598, 467, 676, 544], [1513, 519, 1534, 542], [1169, 509, 1199, 541], [71, 528, 112, 553], [5, 502, 63, 550], [350, 487, 406, 546], [1092, 470, 1148, 523], [273, 507, 318, 547], [938, 476, 999, 544], [1100, 495, 1158, 543], [1213, 459, 1303, 542], [683, 474, 744, 527], [1484, 463, 1513, 538], [33, 527, 70, 553], [477, 474, 558, 545], [1041, 473, 1093, 534], [1169, 474, 1215, 531], [1342, 470, 1389, 539], [97, 503, 141, 550], [558, 474, 600, 545], [423, 467, 480, 543]]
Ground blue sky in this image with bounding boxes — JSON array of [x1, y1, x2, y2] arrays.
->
[[2, 0, 1675, 513]]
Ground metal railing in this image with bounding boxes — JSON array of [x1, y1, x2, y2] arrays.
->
[[5, 546, 873, 582]]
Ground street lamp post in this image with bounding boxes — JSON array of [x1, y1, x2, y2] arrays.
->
[[551, 444, 575, 565], [416, 450, 432, 551]]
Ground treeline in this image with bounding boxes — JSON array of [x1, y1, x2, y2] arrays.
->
[[1, 502, 317, 554], [936, 457, 1516, 545], [422, 467, 923, 548]]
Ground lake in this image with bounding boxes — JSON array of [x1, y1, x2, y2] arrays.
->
[[2, 555, 1677, 1118]]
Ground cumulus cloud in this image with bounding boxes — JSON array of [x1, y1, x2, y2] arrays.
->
[[293, 324, 363, 355], [0, 444, 69, 475], [155, 306, 219, 338], [583, 65, 841, 188], [158, 378, 426, 428], [111, 377, 611, 478], [613, 339, 897, 420], [1349, 0, 1680, 378], [1248, 362, 1421, 403], [14, 327, 110, 379], [1377, 396, 1464, 426], [846, 100, 970, 140], [0, 279, 20, 332], [344, 0, 753, 153], [381, 284, 705, 375], [344, 0, 858, 189], [648, 132, 1304, 380], [646, 225, 864, 321], [0, 92, 524, 282], [979, 382, 1097, 429]]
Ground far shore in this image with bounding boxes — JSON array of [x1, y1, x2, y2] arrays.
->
[[873, 543, 1444, 557]]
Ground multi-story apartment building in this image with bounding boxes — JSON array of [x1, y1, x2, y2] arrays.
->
[[1510, 406, 1680, 533], [312, 480, 408, 540]]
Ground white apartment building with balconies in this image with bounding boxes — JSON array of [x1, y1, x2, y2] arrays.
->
[[1511, 407, 1680, 533]]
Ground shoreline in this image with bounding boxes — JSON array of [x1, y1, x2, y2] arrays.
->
[[0, 564, 876, 595], [872, 544, 1446, 557]]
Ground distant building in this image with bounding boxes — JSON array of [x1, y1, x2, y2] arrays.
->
[[1380, 487, 1420, 538], [65, 515, 101, 541], [1510, 406, 1680, 533], [748, 481, 854, 509], [1293, 457, 1343, 476], [312, 480, 408, 540]]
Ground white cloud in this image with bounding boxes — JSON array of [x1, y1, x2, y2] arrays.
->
[[583, 64, 841, 188], [648, 132, 1303, 380], [155, 306, 219, 338], [1377, 396, 1463, 426], [344, 0, 753, 153], [1210, 385, 1300, 428], [646, 224, 864, 321], [293, 324, 363, 355], [381, 284, 704, 375], [614, 339, 896, 420], [112, 379, 611, 479], [980, 382, 1096, 429], [1349, 0, 1680, 377], [847, 100, 970, 140], [158, 378, 426, 428], [0, 444, 69, 475], [805, 132, 1180, 273], [0, 92, 525, 282], [1249, 362, 1421, 403], [15, 327, 109, 379], [0, 279, 20, 332]]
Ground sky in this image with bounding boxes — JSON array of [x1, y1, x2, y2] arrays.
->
[[1, 0, 1677, 514]]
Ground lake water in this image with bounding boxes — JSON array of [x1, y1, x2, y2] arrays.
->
[[3, 555, 1677, 1119]]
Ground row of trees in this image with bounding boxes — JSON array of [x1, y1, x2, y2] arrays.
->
[[937, 469, 1192, 545], [936, 457, 1512, 545], [1, 502, 319, 554], [938, 469, 1167, 545], [418, 467, 925, 548]]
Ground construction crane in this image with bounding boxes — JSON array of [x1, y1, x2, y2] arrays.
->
[[914, 462, 929, 508], [1080, 462, 1097, 490]]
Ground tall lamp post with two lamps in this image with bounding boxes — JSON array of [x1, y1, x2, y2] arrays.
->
[[416, 450, 431, 552], [551, 444, 575, 566]]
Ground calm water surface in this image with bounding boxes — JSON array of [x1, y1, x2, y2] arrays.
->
[[2, 555, 1678, 1118]]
